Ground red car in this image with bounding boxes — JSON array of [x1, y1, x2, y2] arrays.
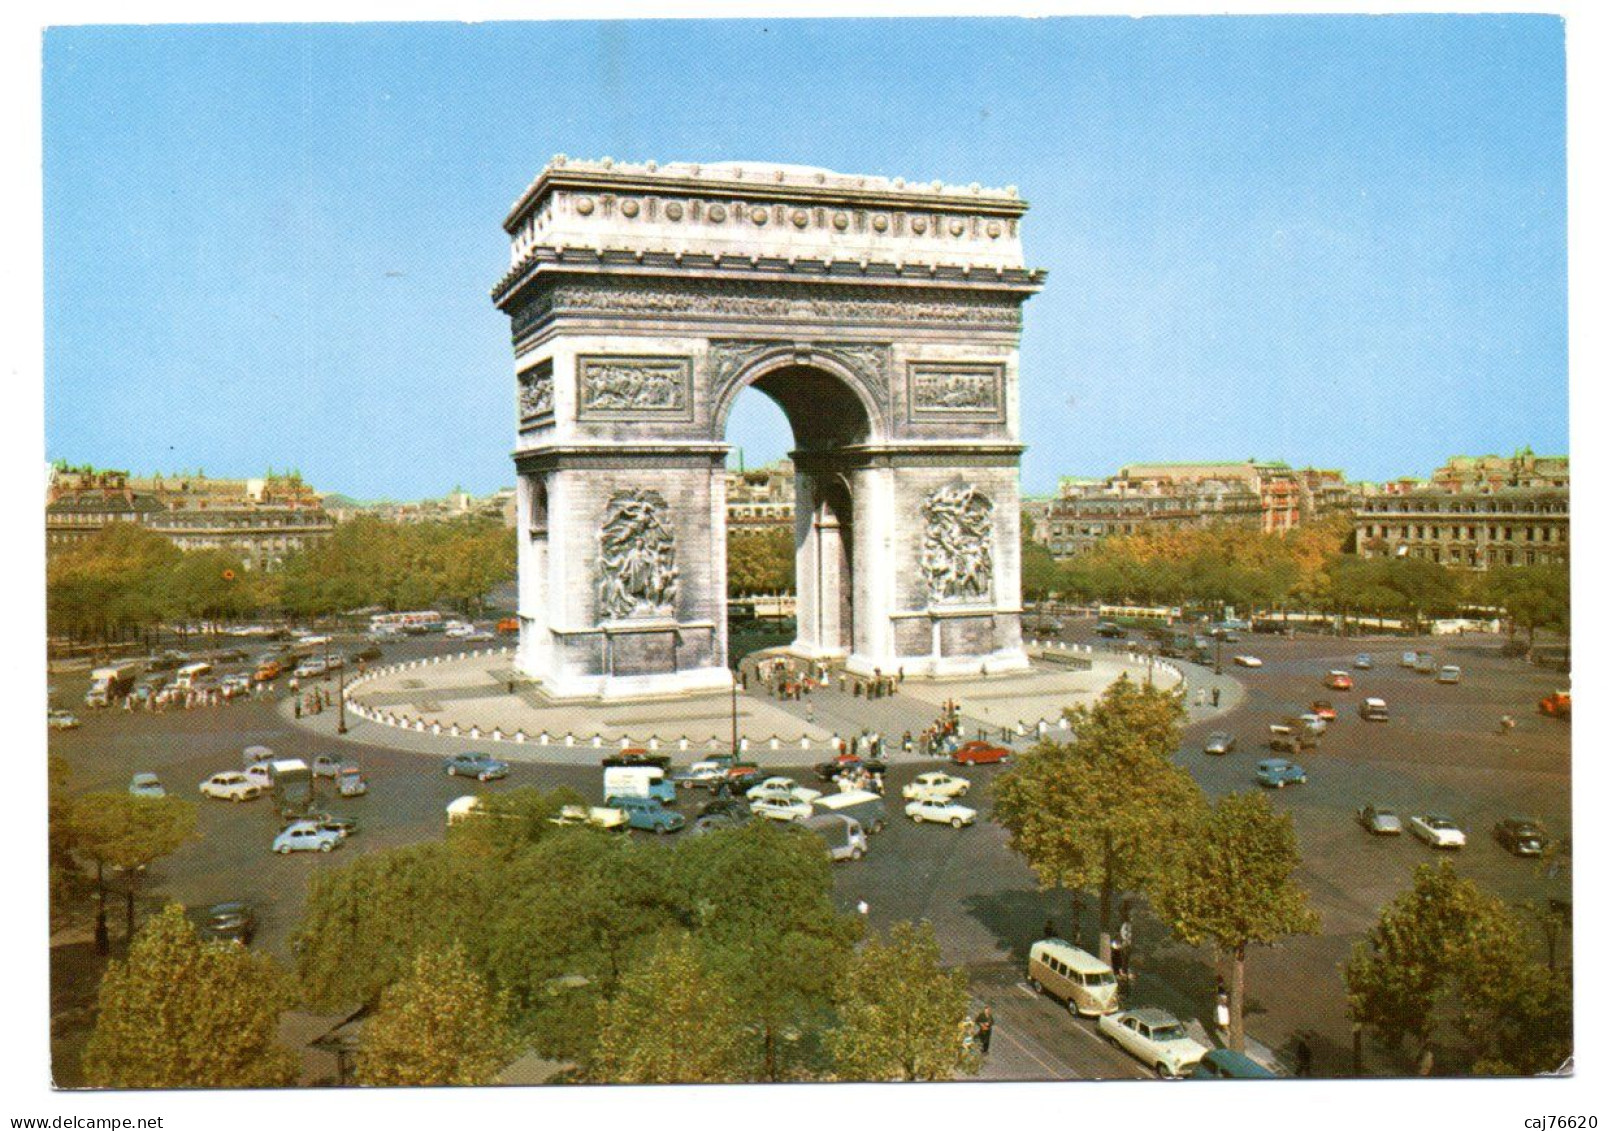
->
[[1310, 700, 1337, 721], [1324, 671, 1354, 691], [952, 741, 1010, 766]]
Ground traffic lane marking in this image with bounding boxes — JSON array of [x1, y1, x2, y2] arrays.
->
[[1002, 981, 1150, 1080]]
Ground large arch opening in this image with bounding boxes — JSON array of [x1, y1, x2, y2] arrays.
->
[[722, 363, 873, 665]]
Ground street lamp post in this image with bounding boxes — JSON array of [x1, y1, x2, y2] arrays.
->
[[337, 657, 348, 735], [730, 666, 740, 756]]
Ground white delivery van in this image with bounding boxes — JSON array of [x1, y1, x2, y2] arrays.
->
[[602, 766, 676, 805], [801, 813, 868, 861]]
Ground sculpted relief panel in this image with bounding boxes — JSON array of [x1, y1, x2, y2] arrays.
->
[[920, 483, 995, 605], [908, 361, 1005, 422], [577, 356, 693, 420], [517, 360, 554, 426], [597, 490, 679, 621]]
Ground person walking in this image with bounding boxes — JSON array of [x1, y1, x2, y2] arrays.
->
[[1215, 978, 1231, 1041], [974, 1006, 994, 1055], [1212, 686, 1221, 707], [1118, 914, 1134, 983]]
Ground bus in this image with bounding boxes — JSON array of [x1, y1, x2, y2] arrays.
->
[[368, 611, 443, 635], [1097, 604, 1182, 626]]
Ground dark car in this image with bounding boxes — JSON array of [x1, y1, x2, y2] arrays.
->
[[198, 901, 256, 945], [1494, 818, 1551, 857], [349, 644, 382, 662], [601, 749, 674, 772], [1095, 622, 1127, 639], [813, 756, 887, 782], [696, 796, 752, 825], [725, 768, 764, 795], [146, 651, 188, 673], [1190, 1049, 1276, 1079], [210, 647, 249, 664]]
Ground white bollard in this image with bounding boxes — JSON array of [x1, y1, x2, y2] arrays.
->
[[769, 738, 779, 751], [516, 730, 526, 744], [678, 738, 688, 752], [432, 723, 440, 736], [801, 737, 811, 751], [648, 738, 659, 751], [564, 734, 574, 747], [450, 725, 459, 737], [591, 736, 601, 748]]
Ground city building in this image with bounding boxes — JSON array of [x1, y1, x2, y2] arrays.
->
[[1355, 488, 1569, 570], [1431, 448, 1569, 493], [46, 464, 335, 569], [1034, 470, 1262, 557], [1119, 461, 1304, 533], [726, 459, 796, 531], [333, 486, 519, 527]]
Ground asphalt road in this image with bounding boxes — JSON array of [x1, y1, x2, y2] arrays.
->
[[48, 621, 1571, 1081]]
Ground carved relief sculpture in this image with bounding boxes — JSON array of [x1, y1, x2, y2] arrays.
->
[[597, 490, 679, 620], [578, 356, 693, 419], [909, 361, 1005, 421], [920, 483, 995, 604], [518, 361, 554, 423]]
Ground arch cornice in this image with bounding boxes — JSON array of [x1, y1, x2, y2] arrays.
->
[[707, 339, 890, 442]]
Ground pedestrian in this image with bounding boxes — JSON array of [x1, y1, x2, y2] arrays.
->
[[1215, 979, 1231, 1039], [856, 899, 869, 917], [1295, 1037, 1313, 1078], [974, 1006, 994, 1055], [1043, 917, 1057, 940], [1109, 934, 1125, 980], [1212, 686, 1221, 707], [294, 699, 302, 719], [1118, 913, 1134, 981]]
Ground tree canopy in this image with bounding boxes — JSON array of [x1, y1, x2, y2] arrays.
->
[[356, 943, 514, 1087]]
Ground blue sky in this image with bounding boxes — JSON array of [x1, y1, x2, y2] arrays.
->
[[42, 15, 1567, 499]]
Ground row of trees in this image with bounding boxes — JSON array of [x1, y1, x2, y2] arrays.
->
[[47, 516, 517, 643], [1020, 517, 1569, 633], [81, 805, 978, 1087], [727, 527, 795, 595]]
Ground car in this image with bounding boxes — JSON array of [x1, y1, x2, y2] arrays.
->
[[1209, 626, 1240, 643], [750, 795, 814, 823], [675, 759, 735, 790], [311, 755, 342, 779], [335, 764, 368, 797], [444, 754, 509, 781], [1538, 691, 1571, 719], [1324, 670, 1354, 691], [1400, 651, 1419, 668], [272, 820, 343, 854], [1190, 1049, 1277, 1079], [600, 749, 674, 772], [1095, 622, 1126, 639], [1232, 655, 1263, 668], [1310, 700, 1337, 721], [323, 654, 346, 671], [444, 623, 475, 638], [1408, 813, 1467, 849], [1203, 731, 1236, 756], [812, 755, 887, 782], [1254, 759, 1307, 789], [1356, 805, 1403, 835], [1267, 725, 1315, 755], [1359, 696, 1390, 722], [349, 644, 382, 662], [902, 771, 972, 802], [197, 901, 256, 945], [1493, 817, 1550, 857], [47, 708, 81, 730], [1436, 664, 1462, 684], [1297, 712, 1328, 735], [307, 812, 358, 840], [1353, 654, 1373, 670], [745, 777, 822, 804], [904, 798, 977, 828], [295, 659, 329, 679], [243, 762, 273, 789], [464, 628, 497, 642], [1097, 1007, 1209, 1078], [129, 773, 166, 799], [199, 771, 263, 802], [952, 740, 1010, 766], [496, 617, 520, 635], [549, 804, 629, 832], [1413, 653, 1437, 675], [219, 674, 253, 698]]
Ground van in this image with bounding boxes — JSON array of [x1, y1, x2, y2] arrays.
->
[[801, 813, 868, 861], [1027, 938, 1119, 1016], [1359, 696, 1389, 722], [1437, 665, 1462, 685], [812, 789, 888, 834], [85, 663, 139, 707], [173, 661, 214, 690], [602, 766, 677, 806]]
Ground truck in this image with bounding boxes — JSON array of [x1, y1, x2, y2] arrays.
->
[[268, 758, 314, 819], [801, 813, 868, 861], [602, 765, 677, 805], [812, 789, 889, 834], [85, 663, 140, 707]]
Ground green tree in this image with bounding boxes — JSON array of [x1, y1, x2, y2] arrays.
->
[[993, 676, 1204, 949], [1481, 564, 1569, 643], [1151, 792, 1319, 1051], [294, 841, 497, 1011], [727, 526, 795, 595], [69, 793, 199, 946], [444, 785, 585, 862], [1020, 535, 1061, 602], [48, 755, 78, 932], [82, 904, 297, 1088], [590, 932, 746, 1083], [47, 524, 182, 643], [356, 943, 514, 1086], [826, 921, 976, 1081], [1345, 862, 1570, 1075], [677, 821, 861, 1080]]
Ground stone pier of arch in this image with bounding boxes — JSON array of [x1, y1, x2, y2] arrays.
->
[[492, 157, 1047, 703]]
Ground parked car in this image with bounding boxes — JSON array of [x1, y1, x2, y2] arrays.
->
[[1310, 700, 1337, 721], [307, 812, 358, 840], [1190, 1049, 1277, 1079], [47, 708, 81, 730], [904, 798, 977, 828], [1408, 813, 1467, 849], [1027, 938, 1119, 1016], [1203, 731, 1236, 756], [1359, 696, 1390, 722], [199, 771, 263, 803], [1232, 655, 1263, 668], [1097, 1007, 1209, 1078], [1095, 622, 1126, 639], [445, 754, 509, 781], [311, 755, 342, 779], [335, 763, 368, 797], [952, 740, 1010, 766], [745, 777, 822, 804], [1437, 665, 1463, 685], [600, 748, 674, 771], [272, 820, 343, 854], [1255, 759, 1307, 789], [750, 795, 814, 823], [1353, 654, 1373, 670], [1493, 817, 1550, 857], [902, 772, 971, 803], [812, 789, 888, 834], [295, 659, 329, 679], [1324, 670, 1354, 691], [1356, 805, 1403, 835], [801, 813, 869, 862], [197, 901, 256, 945], [695, 796, 753, 826], [129, 772, 166, 799]]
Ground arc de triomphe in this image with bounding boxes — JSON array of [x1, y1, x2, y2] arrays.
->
[[492, 157, 1045, 700]]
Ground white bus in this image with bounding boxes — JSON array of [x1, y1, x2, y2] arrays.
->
[[368, 611, 443, 634], [173, 661, 214, 690]]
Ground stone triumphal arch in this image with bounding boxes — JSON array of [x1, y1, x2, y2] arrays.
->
[[492, 158, 1045, 699]]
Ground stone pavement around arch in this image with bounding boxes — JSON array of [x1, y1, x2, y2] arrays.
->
[[291, 645, 1223, 763]]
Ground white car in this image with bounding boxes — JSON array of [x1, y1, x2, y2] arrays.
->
[[1097, 1007, 1209, 1078], [750, 795, 813, 822], [244, 762, 273, 789], [904, 799, 977, 828], [464, 628, 497, 642], [129, 773, 166, 799], [272, 820, 343, 854], [295, 659, 328, 678], [444, 623, 475, 638], [901, 771, 972, 803], [1232, 655, 1264, 668], [1409, 813, 1467, 849], [311, 755, 342, 779], [746, 777, 822, 804], [199, 771, 263, 802], [48, 708, 82, 730]]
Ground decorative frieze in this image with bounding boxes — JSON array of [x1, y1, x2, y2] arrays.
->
[[597, 490, 679, 621], [577, 355, 694, 421], [908, 361, 1006, 422], [517, 360, 554, 427], [707, 339, 891, 416], [921, 483, 995, 604]]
